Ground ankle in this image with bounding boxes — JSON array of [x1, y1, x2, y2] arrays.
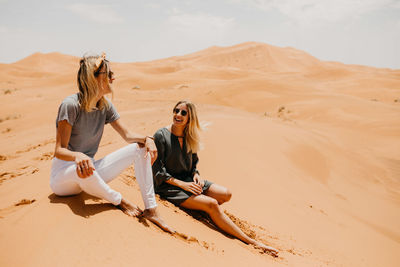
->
[[144, 207, 158, 216]]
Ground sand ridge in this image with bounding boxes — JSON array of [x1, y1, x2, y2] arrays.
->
[[0, 42, 399, 266]]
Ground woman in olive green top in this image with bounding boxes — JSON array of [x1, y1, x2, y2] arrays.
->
[[152, 100, 278, 256]]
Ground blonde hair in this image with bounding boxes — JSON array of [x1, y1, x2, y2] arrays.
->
[[174, 100, 201, 153], [77, 54, 113, 112]]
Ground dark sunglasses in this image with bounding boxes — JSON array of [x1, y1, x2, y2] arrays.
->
[[96, 70, 114, 80], [173, 108, 188, 116]]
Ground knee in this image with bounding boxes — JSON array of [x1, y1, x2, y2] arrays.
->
[[218, 189, 232, 204], [129, 144, 148, 161], [206, 198, 220, 213], [224, 189, 232, 202], [127, 143, 141, 156]]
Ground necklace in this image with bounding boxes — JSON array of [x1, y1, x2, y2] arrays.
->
[[171, 124, 185, 138]]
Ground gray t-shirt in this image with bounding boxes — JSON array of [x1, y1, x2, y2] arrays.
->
[[56, 93, 120, 158]]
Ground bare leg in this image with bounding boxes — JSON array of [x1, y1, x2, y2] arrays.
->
[[181, 194, 278, 256], [204, 183, 232, 205]]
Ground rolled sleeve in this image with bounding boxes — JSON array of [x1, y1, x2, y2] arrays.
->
[[56, 98, 79, 127], [152, 131, 173, 187], [191, 153, 200, 177], [105, 98, 120, 124]]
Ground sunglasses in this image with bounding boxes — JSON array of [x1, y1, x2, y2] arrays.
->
[[173, 108, 188, 116], [96, 70, 114, 80]]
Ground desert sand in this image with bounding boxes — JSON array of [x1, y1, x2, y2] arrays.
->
[[0, 42, 399, 266]]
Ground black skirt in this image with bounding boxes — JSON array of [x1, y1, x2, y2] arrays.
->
[[156, 180, 213, 206]]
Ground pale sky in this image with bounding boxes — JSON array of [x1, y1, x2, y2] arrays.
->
[[0, 0, 399, 69]]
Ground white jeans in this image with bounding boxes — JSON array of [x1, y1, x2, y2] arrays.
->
[[50, 143, 157, 209]]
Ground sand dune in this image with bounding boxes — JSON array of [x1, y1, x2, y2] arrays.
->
[[0, 42, 399, 266]]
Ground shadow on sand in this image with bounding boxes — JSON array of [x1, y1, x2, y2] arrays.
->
[[48, 193, 116, 218], [48, 193, 151, 227]]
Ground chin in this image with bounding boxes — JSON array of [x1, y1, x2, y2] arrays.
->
[[173, 120, 185, 126]]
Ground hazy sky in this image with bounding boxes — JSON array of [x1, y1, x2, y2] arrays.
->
[[1, 0, 399, 69]]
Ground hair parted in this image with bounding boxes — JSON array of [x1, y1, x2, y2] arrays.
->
[[174, 100, 201, 153], [77, 53, 113, 112]]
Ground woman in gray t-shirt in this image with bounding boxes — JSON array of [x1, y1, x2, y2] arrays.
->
[[50, 53, 173, 233]]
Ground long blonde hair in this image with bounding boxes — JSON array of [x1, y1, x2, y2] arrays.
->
[[174, 100, 201, 153], [77, 54, 113, 112]]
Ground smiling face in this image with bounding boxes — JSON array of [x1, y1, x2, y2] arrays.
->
[[173, 103, 189, 127]]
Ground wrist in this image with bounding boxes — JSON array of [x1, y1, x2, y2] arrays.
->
[[143, 135, 154, 145], [72, 151, 81, 161], [171, 178, 185, 188], [145, 135, 154, 142]]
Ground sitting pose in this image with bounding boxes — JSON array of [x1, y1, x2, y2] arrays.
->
[[50, 53, 173, 233], [152, 100, 278, 256]]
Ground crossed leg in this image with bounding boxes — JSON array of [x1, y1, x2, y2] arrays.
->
[[51, 144, 174, 232], [204, 184, 232, 205], [180, 184, 278, 256]]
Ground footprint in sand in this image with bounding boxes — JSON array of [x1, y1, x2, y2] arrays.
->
[[174, 232, 199, 243], [173, 232, 217, 251], [34, 151, 53, 161], [16, 138, 55, 154], [0, 166, 39, 184], [1, 128, 12, 133], [0, 171, 18, 184], [20, 165, 39, 174], [0, 199, 36, 218], [0, 114, 21, 123], [0, 154, 16, 162]]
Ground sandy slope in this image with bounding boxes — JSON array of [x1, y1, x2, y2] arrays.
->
[[0, 42, 399, 266]]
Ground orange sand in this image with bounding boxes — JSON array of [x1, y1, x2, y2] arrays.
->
[[0, 42, 399, 266]]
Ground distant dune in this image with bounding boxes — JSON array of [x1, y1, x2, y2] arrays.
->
[[0, 42, 399, 267]]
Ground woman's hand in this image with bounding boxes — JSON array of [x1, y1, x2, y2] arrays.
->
[[193, 173, 205, 188], [145, 137, 158, 165], [165, 177, 202, 195], [110, 120, 157, 165], [75, 152, 95, 178], [181, 181, 203, 195]]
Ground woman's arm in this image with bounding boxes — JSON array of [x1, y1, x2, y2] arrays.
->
[[110, 119, 147, 144], [54, 120, 80, 161], [54, 120, 95, 178], [110, 119, 157, 164]]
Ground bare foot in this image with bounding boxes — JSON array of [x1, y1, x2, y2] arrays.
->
[[253, 241, 279, 257], [118, 198, 142, 217], [143, 208, 175, 234]]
